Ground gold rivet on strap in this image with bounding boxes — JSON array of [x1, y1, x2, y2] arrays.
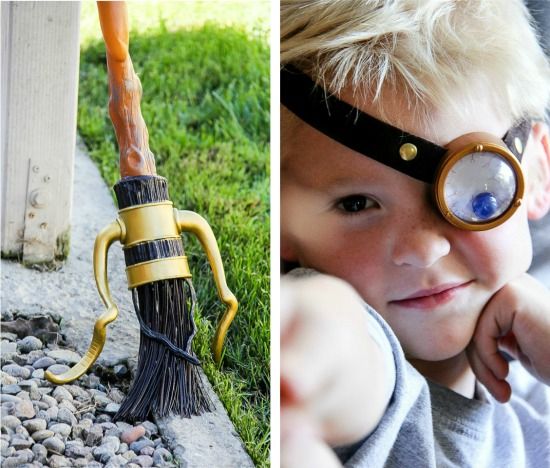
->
[[399, 143, 417, 161]]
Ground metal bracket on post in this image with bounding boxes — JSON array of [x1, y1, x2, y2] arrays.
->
[[22, 159, 54, 264]]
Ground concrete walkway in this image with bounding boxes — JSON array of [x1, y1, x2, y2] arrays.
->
[[1, 139, 254, 467]]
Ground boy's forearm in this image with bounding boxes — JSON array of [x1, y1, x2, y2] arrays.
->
[[281, 274, 393, 447]]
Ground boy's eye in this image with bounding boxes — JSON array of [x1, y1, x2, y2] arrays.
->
[[337, 195, 375, 213]]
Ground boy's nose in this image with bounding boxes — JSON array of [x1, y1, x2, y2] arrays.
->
[[391, 212, 451, 268]]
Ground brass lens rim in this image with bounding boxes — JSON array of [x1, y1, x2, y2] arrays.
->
[[434, 140, 525, 231]]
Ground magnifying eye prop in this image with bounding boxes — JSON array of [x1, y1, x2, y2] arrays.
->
[[433, 133, 525, 231]]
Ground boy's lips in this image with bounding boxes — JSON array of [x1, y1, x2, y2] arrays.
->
[[389, 281, 473, 309]]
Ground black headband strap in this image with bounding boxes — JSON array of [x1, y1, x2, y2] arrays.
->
[[281, 66, 528, 184]]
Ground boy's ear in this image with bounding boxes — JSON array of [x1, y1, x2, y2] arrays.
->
[[524, 121, 550, 220]]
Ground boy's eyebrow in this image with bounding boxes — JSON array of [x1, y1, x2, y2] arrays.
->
[[281, 66, 530, 183]]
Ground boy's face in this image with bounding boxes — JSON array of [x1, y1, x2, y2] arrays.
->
[[281, 92, 533, 362]]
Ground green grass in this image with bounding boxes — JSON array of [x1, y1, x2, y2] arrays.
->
[[77, 10, 270, 467]]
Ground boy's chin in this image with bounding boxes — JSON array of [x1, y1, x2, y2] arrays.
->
[[401, 331, 474, 363]]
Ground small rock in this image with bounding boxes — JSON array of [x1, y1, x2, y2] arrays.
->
[[1, 342, 18, 362], [49, 454, 71, 468], [31, 369, 44, 379], [2, 445, 16, 458], [22, 418, 47, 434], [118, 442, 128, 454], [32, 357, 56, 369], [130, 455, 154, 467], [82, 412, 96, 421], [34, 400, 49, 411], [107, 387, 126, 404], [2, 415, 20, 431], [1, 332, 17, 341], [90, 391, 112, 407], [122, 450, 137, 460], [1, 394, 21, 404], [0, 371, 18, 385], [1, 384, 22, 395], [48, 423, 72, 438], [85, 424, 103, 446], [103, 403, 120, 414], [45, 406, 58, 421], [96, 413, 112, 423], [113, 364, 128, 377], [35, 410, 50, 426], [58, 400, 77, 413], [57, 407, 77, 426], [140, 421, 158, 437], [1, 438, 9, 454], [2, 364, 31, 379], [83, 374, 101, 389], [102, 435, 121, 453], [46, 349, 82, 365], [14, 425, 29, 437], [140, 446, 154, 456], [64, 440, 91, 458], [130, 438, 155, 453], [14, 447, 34, 463], [2, 455, 27, 468], [107, 454, 129, 466], [10, 436, 33, 450], [47, 364, 71, 377], [64, 384, 89, 399], [37, 387, 53, 395], [153, 447, 174, 466], [93, 444, 116, 463], [41, 394, 57, 408], [73, 459, 94, 467], [71, 419, 93, 439], [121, 425, 145, 445], [14, 400, 35, 420], [25, 350, 45, 365], [43, 436, 65, 454], [15, 390, 30, 400], [31, 429, 54, 442], [0, 401, 15, 418], [116, 421, 133, 431], [52, 386, 73, 403], [17, 380, 40, 400]]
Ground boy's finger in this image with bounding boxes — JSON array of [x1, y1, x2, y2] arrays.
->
[[282, 430, 342, 468], [467, 346, 511, 403], [472, 311, 510, 380]]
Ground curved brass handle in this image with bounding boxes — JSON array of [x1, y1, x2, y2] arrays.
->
[[175, 210, 238, 363], [45, 220, 122, 384]]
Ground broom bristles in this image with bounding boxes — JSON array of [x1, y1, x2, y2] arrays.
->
[[115, 277, 213, 421]]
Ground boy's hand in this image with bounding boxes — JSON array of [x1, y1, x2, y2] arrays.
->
[[467, 273, 550, 402], [281, 274, 389, 468]]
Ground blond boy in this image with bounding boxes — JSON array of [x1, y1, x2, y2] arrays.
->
[[281, 1, 550, 466]]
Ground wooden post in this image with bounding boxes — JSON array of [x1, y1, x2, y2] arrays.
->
[[1, 1, 80, 264]]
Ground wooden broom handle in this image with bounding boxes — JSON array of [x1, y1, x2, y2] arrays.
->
[[97, 1, 156, 177]]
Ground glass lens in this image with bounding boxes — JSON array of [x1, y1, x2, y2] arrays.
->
[[443, 151, 516, 223]]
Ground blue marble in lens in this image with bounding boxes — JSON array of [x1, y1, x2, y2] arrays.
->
[[472, 192, 498, 219]]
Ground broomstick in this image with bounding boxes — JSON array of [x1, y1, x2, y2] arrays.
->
[[45, 1, 238, 421]]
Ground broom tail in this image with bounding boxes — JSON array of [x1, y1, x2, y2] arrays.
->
[[113, 175, 213, 421]]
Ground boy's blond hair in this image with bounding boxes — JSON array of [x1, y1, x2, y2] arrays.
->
[[281, 0, 550, 123]]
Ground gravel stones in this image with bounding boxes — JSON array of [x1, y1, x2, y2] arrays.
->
[[52, 386, 73, 403], [22, 418, 47, 434], [1, 332, 179, 467], [46, 364, 71, 376], [2, 363, 31, 379], [32, 357, 56, 369], [43, 435, 65, 454], [121, 425, 145, 444], [31, 429, 54, 442], [85, 424, 104, 446], [14, 399, 36, 420], [46, 349, 82, 365]]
